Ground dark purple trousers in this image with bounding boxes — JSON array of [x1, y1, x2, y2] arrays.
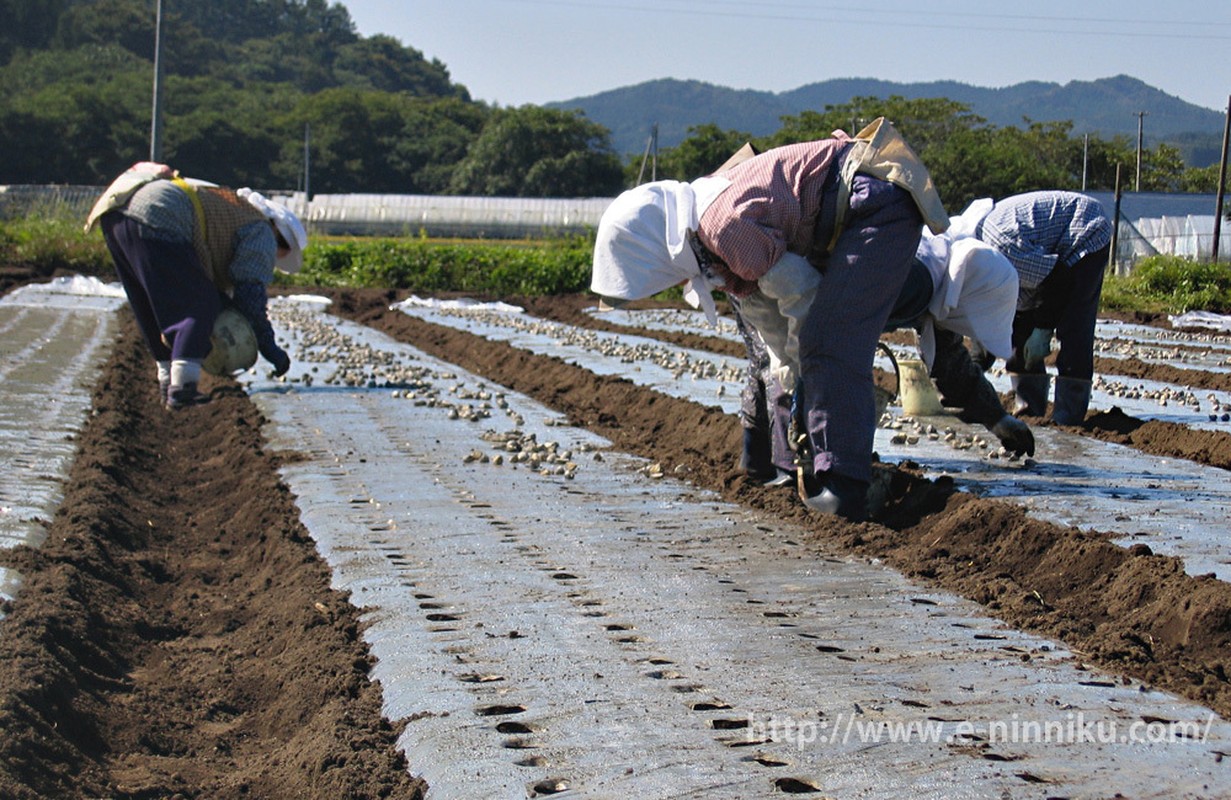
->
[[101, 213, 222, 362], [731, 298, 795, 476]]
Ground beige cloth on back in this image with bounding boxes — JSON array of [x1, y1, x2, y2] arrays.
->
[[826, 117, 949, 253]]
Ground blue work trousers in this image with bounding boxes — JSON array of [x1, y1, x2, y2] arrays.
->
[[798, 178, 923, 483]]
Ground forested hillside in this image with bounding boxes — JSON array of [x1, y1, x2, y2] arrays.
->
[[0, 0, 625, 196]]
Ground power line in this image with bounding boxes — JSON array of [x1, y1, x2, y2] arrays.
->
[[656, 0, 1231, 29], [479, 0, 1231, 41]]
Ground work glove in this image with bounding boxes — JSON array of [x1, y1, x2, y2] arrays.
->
[[991, 414, 1035, 457], [1022, 327, 1054, 371], [262, 342, 291, 377], [232, 281, 290, 376]]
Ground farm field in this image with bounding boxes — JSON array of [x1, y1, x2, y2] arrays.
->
[[3, 278, 1231, 798]]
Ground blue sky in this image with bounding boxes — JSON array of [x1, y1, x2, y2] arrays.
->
[[342, 0, 1229, 114]]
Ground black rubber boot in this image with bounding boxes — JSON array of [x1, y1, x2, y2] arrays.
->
[[740, 427, 776, 482], [1051, 377, 1092, 425], [797, 470, 869, 522], [167, 382, 210, 410]]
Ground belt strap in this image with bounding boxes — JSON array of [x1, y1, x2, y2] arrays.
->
[[171, 175, 207, 245], [825, 141, 867, 254]]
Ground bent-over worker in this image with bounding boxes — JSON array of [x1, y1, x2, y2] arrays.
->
[[974, 190, 1112, 425], [86, 162, 306, 409]]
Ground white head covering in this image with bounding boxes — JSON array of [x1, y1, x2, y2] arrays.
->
[[948, 197, 993, 238], [237, 188, 308, 273], [916, 237, 1018, 367], [591, 177, 730, 324]]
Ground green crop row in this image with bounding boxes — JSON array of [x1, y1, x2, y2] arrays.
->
[[6, 211, 1231, 314], [296, 235, 595, 295], [0, 209, 598, 296]]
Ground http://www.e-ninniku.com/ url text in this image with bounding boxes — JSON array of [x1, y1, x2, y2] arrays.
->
[[745, 712, 1217, 750]]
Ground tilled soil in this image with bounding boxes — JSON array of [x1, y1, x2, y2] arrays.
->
[[3, 283, 1231, 796], [0, 311, 425, 799]]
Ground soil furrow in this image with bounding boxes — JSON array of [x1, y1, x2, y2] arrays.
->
[[0, 312, 425, 800]]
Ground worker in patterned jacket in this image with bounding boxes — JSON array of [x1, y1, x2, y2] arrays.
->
[[974, 190, 1112, 425], [86, 163, 306, 409], [592, 118, 948, 522]]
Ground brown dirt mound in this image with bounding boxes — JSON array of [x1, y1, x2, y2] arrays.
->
[[0, 312, 425, 800], [1094, 355, 1231, 394], [1083, 407, 1231, 471]]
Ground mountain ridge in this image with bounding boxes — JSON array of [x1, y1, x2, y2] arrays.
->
[[548, 75, 1225, 165]]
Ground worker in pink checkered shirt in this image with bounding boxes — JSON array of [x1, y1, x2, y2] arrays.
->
[[592, 119, 947, 521]]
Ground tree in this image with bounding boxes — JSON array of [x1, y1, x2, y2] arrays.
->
[[333, 35, 467, 98], [1180, 164, 1223, 193], [52, 0, 154, 59], [769, 96, 981, 151], [1140, 143, 1187, 192], [759, 97, 993, 210], [646, 123, 758, 183], [164, 79, 300, 187], [384, 98, 490, 194], [0, 0, 73, 62], [285, 89, 419, 193], [1, 61, 151, 183], [0, 107, 66, 182], [278, 90, 487, 194], [448, 106, 623, 197]]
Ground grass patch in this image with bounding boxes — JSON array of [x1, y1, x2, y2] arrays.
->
[[0, 213, 111, 277], [1102, 255, 1231, 315]]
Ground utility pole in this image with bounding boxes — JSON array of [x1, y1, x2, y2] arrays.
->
[[1110, 164, 1123, 274], [636, 123, 658, 185], [1082, 133, 1089, 192], [1213, 96, 1230, 264], [149, 0, 164, 161], [651, 122, 658, 182], [1134, 111, 1148, 192], [303, 123, 311, 200]]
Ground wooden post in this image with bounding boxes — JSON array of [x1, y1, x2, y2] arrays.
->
[[1110, 164, 1123, 274], [1213, 96, 1230, 264], [1135, 111, 1148, 192], [303, 123, 311, 200], [651, 123, 658, 182], [1082, 133, 1089, 192], [636, 123, 657, 185]]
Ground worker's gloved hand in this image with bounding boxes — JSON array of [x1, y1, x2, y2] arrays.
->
[[1022, 327, 1054, 371], [263, 342, 291, 377], [991, 414, 1035, 457]]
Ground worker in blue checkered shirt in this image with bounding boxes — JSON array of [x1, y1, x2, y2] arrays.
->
[[975, 191, 1112, 425]]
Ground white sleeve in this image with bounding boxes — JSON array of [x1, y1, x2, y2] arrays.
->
[[735, 251, 820, 390]]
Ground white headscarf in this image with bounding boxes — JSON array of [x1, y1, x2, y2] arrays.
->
[[914, 197, 1016, 368], [237, 188, 308, 273], [591, 177, 730, 324]]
